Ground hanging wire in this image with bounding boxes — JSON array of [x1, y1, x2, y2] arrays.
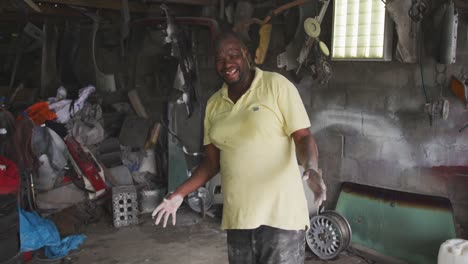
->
[[160, 118, 204, 157], [419, 29, 429, 103]]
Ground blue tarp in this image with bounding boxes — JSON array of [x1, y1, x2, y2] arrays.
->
[[19, 208, 86, 258]]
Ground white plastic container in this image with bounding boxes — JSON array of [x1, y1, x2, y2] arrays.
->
[[438, 239, 468, 264], [138, 149, 156, 174]]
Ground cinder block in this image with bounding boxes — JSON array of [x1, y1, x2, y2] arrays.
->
[[112, 186, 139, 228], [320, 154, 343, 181], [344, 159, 432, 193], [380, 138, 421, 167], [296, 80, 312, 107], [412, 64, 433, 87], [385, 90, 426, 113], [309, 109, 363, 136], [399, 169, 448, 197], [344, 135, 382, 160], [310, 88, 346, 110], [431, 107, 468, 138], [346, 88, 388, 113], [314, 132, 344, 156], [397, 167, 422, 189], [362, 112, 402, 139], [329, 62, 369, 86], [366, 64, 413, 89], [448, 148, 468, 166], [322, 177, 343, 209], [396, 112, 433, 138], [352, 160, 402, 190], [421, 141, 450, 166], [339, 157, 360, 182]]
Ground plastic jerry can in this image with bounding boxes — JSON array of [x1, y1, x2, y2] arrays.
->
[[438, 239, 468, 264]]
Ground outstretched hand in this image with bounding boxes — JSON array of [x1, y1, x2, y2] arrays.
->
[[302, 168, 326, 207], [151, 194, 184, 228]]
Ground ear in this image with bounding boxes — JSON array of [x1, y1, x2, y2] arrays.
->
[[242, 48, 253, 67]]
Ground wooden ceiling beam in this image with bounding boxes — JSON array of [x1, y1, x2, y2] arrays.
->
[[32, 4, 83, 17], [140, 0, 216, 5], [0, 0, 205, 22], [34, 0, 210, 13]]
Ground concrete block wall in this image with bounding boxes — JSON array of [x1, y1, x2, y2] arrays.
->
[[294, 15, 468, 236]]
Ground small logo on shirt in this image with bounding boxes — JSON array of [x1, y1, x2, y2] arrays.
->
[[252, 106, 259, 112]]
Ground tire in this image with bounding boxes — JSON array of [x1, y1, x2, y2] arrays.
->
[[0, 229, 19, 262], [0, 209, 18, 234]]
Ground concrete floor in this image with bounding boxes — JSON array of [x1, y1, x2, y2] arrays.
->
[[30, 207, 372, 264]]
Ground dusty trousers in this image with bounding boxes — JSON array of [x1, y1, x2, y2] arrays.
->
[[226, 225, 306, 264]]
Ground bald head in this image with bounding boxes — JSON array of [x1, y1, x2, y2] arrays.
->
[[214, 31, 248, 54]]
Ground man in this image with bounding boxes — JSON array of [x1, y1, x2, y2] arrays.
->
[[152, 32, 326, 264]]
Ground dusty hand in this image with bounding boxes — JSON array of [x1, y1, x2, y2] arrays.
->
[[151, 194, 183, 228], [302, 168, 326, 207]]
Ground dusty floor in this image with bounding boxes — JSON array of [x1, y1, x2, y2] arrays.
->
[[30, 207, 372, 264]]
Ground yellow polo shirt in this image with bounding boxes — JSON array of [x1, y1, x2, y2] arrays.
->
[[204, 68, 310, 230]]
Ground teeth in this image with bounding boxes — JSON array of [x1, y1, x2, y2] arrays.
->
[[226, 69, 236, 75]]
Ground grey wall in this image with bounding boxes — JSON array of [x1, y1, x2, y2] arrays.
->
[[293, 14, 468, 237]]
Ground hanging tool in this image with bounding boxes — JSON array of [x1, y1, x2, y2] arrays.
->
[[160, 118, 204, 157], [295, 0, 332, 84], [408, 0, 430, 22], [120, 0, 130, 57], [92, 15, 117, 93], [296, 0, 330, 72], [424, 99, 450, 120], [161, 4, 197, 118], [277, 2, 315, 71], [437, 0, 458, 64], [424, 64, 450, 121], [233, 0, 313, 65]]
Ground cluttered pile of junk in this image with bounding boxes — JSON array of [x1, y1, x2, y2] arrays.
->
[[0, 4, 223, 264], [0, 79, 175, 262]]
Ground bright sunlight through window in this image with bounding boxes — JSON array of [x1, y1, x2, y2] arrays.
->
[[332, 0, 390, 60]]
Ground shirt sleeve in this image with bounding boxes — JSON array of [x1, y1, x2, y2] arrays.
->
[[203, 103, 212, 146], [276, 75, 311, 136]]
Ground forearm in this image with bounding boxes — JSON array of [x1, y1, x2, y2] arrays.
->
[[171, 156, 219, 198], [296, 135, 319, 172]]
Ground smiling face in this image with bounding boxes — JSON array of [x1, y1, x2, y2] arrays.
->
[[215, 36, 251, 86]]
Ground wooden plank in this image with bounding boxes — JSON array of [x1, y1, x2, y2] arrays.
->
[[35, 0, 213, 12], [0, 6, 83, 21], [141, 0, 216, 5], [33, 4, 83, 17]]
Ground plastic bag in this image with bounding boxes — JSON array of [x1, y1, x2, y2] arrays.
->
[[19, 208, 86, 258]]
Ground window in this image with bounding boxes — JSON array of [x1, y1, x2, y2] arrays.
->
[[332, 0, 392, 60]]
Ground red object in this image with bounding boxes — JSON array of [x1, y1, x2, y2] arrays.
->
[[22, 101, 57, 125], [0, 156, 19, 194], [62, 175, 73, 184], [23, 251, 33, 262], [64, 136, 106, 193]]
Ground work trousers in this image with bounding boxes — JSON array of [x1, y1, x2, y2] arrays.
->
[[226, 225, 305, 264]]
